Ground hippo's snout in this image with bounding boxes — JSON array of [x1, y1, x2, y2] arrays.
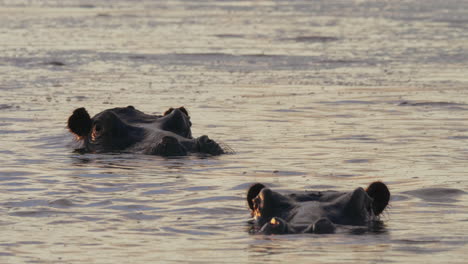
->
[[196, 135, 225, 155], [150, 136, 187, 156]]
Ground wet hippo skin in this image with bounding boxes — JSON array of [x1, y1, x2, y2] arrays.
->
[[67, 106, 225, 156], [247, 182, 390, 234]]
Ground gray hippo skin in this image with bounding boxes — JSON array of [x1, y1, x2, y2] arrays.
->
[[247, 182, 390, 234], [67, 106, 225, 156]]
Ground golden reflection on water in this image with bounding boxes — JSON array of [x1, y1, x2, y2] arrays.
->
[[1, 0, 468, 263]]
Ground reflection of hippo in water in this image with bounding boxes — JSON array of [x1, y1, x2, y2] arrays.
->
[[247, 182, 390, 234], [67, 106, 226, 156]]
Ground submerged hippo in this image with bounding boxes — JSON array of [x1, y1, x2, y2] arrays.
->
[[67, 106, 226, 156], [247, 181, 390, 234]]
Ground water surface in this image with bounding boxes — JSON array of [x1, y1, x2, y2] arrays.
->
[[1, 0, 467, 263]]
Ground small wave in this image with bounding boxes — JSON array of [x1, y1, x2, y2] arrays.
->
[[403, 188, 466, 202], [282, 36, 339, 43], [9, 209, 75, 217], [399, 101, 468, 110]]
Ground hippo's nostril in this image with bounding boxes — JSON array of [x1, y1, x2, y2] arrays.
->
[[313, 218, 336, 234]]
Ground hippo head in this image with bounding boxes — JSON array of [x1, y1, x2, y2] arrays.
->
[[67, 106, 224, 156], [247, 182, 390, 234]]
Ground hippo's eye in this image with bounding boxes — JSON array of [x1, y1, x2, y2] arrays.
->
[[252, 197, 262, 218], [253, 197, 261, 210], [91, 123, 103, 141]]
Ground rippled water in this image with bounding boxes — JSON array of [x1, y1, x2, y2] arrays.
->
[[1, 0, 468, 263]]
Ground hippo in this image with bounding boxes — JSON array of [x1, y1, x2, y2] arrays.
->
[[67, 106, 226, 156], [247, 181, 390, 234]]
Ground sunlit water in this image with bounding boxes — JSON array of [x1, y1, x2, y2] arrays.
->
[[1, 0, 467, 263]]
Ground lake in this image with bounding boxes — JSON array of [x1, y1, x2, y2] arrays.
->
[[0, 0, 467, 263]]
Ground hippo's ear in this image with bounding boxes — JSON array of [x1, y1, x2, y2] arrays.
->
[[366, 181, 390, 216], [163, 107, 174, 116], [178, 106, 189, 117], [164, 107, 190, 117], [247, 183, 265, 210], [68, 107, 92, 138]]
